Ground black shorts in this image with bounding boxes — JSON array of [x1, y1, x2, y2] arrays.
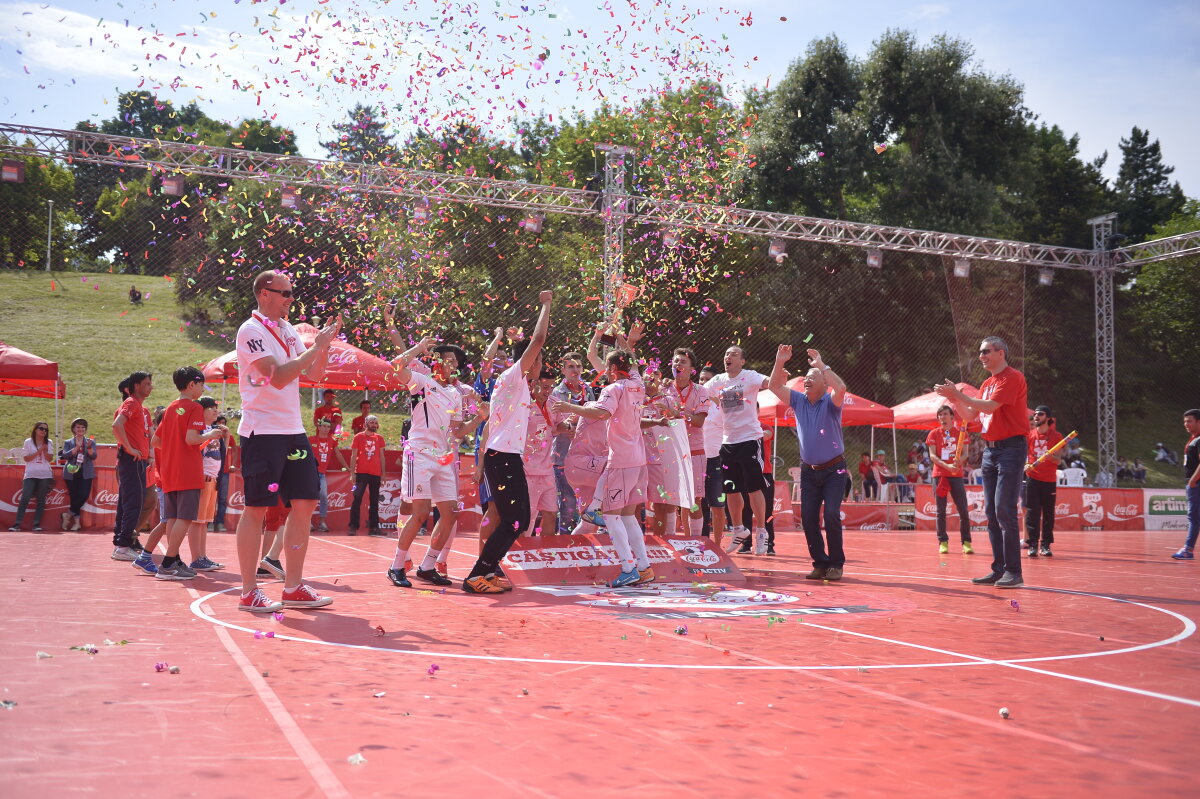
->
[[704, 456, 726, 507], [719, 440, 767, 494], [164, 488, 201, 521], [240, 433, 320, 508]]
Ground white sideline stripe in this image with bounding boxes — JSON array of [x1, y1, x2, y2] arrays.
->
[[181, 581, 352, 799]]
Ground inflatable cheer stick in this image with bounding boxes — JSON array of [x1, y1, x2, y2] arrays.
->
[[1026, 430, 1078, 471], [952, 428, 969, 475]]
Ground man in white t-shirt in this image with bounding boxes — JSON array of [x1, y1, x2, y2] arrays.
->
[[462, 290, 553, 595], [233, 270, 341, 613], [663, 347, 710, 536], [704, 346, 771, 555], [381, 336, 488, 588]]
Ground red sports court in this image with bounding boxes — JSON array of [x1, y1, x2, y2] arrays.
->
[[1, 520, 1196, 798]]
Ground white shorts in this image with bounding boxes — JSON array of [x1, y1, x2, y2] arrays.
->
[[527, 471, 557, 514], [401, 450, 458, 504], [565, 455, 606, 509], [600, 465, 648, 513]]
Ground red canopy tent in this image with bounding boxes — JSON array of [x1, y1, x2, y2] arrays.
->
[[0, 342, 67, 441], [201, 324, 408, 391], [882, 383, 982, 431], [756, 385, 894, 427]]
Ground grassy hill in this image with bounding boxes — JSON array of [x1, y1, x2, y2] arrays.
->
[[0, 268, 1189, 489], [0, 269, 404, 447]]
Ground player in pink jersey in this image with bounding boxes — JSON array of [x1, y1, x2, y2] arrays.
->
[[523, 371, 568, 535], [663, 347, 711, 536], [554, 348, 651, 587]]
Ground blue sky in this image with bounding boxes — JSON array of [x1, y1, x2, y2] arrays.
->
[[2, 0, 1197, 200]]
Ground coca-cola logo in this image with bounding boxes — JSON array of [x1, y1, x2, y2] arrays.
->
[[858, 522, 889, 530], [95, 489, 120, 505], [326, 491, 350, 509], [1109, 503, 1139, 518], [1055, 502, 1073, 517], [922, 502, 938, 514], [9, 488, 70, 507], [229, 490, 245, 506]]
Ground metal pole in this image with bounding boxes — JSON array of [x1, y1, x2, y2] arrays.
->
[[595, 144, 635, 317], [1088, 213, 1118, 487], [45, 200, 53, 272]]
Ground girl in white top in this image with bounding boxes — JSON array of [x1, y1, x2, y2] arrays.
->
[[10, 421, 54, 531]]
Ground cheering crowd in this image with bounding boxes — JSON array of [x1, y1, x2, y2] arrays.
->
[[9, 270, 1200, 608]]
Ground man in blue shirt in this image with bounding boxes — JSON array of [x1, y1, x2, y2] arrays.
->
[[769, 345, 849, 581]]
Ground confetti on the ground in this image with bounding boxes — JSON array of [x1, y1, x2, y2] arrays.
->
[[70, 644, 99, 654], [373, 691, 387, 698], [427, 663, 440, 675], [35, 651, 51, 659], [1, 700, 17, 710], [254, 630, 275, 639], [674, 625, 688, 636], [999, 707, 1010, 719], [347, 753, 367, 765]]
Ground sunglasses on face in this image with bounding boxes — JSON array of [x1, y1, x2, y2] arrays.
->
[[979, 348, 994, 355], [261, 286, 294, 298], [35, 426, 48, 431]]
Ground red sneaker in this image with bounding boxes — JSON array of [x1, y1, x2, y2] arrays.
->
[[238, 588, 284, 613], [281, 584, 333, 608]]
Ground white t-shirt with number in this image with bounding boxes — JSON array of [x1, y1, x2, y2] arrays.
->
[[236, 312, 307, 436], [704, 369, 768, 445], [405, 370, 463, 456], [484, 363, 531, 455]]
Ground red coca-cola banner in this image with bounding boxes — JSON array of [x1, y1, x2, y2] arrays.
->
[[787, 501, 897, 531], [913, 484, 1146, 532], [501, 533, 745, 587]]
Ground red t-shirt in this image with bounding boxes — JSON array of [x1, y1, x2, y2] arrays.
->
[[314, 404, 343, 432], [926, 426, 965, 478], [158, 398, 207, 493], [352, 432, 385, 476], [309, 435, 340, 475], [115, 397, 150, 457], [351, 414, 369, 435], [1026, 427, 1065, 482], [978, 366, 1028, 441]]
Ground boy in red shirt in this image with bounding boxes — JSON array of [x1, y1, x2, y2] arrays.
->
[[1024, 405, 1064, 558], [349, 415, 386, 535], [151, 366, 227, 580], [309, 417, 350, 532], [926, 405, 973, 554], [313, 389, 343, 434]]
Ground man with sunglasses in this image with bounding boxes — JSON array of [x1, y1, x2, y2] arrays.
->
[[936, 337, 1028, 589], [234, 270, 341, 612]]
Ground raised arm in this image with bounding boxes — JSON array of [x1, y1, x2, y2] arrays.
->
[[479, 327, 505, 382], [933, 380, 997, 421], [252, 316, 342, 390], [586, 323, 606, 373], [769, 344, 792, 404], [518, 290, 553, 374], [808, 349, 845, 406]]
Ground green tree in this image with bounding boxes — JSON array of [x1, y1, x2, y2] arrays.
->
[[1128, 199, 1200, 366], [1113, 126, 1186, 243], [321, 104, 397, 163], [0, 138, 78, 269]]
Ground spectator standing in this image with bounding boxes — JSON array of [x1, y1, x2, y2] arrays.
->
[[1170, 409, 1200, 560], [349, 415, 386, 536], [309, 418, 349, 532], [212, 413, 231, 531], [111, 372, 153, 560], [1024, 405, 1064, 558], [936, 336, 1029, 589], [926, 405, 973, 554], [8, 421, 55, 532], [59, 418, 98, 531], [187, 395, 226, 572], [350, 400, 371, 435], [313, 389, 343, 434]]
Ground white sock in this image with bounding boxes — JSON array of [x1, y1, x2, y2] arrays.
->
[[603, 514, 635, 571], [587, 474, 608, 512], [622, 515, 649, 571], [689, 517, 704, 536], [390, 548, 409, 570], [421, 549, 439, 570], [661, 509, 677, 535]]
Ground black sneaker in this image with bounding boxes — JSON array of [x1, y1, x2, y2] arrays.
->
[[347, 527, 357, 536], [737, 543, 752, 554], [766, 545, 776, 556], [369, 528, 386, 537], [415, 567, 452, 586], [996, 571, 1024, 589], [387, 568, 412, 588], [1039, 546, 1053, 557], [1027, 547, 1039, 558], [971, 572, 1002, 585], [260, 557, 285, 580], [256, 567, 272, 577], [130, 538, 145, 554]]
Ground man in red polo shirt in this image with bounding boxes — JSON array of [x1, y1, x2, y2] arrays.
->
[[313, 389, 343, 434], [1024, 404, 1063, 558], [936, 336, 1028, 589], [349, 415, 386, 535]]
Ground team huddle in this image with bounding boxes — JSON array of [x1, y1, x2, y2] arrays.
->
[[97, 269, 1122, 612]]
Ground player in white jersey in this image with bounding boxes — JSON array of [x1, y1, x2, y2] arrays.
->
[[663, 347, 711, 536]]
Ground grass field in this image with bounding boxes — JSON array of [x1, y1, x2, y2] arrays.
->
[[0, 268, 1189, 489]]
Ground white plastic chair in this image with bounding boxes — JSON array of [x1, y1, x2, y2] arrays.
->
[[1056, 469, 1067, 486], [1063, 468, 1086, 487], [1, 447, 21, 465], [788, 467, 802, 503]]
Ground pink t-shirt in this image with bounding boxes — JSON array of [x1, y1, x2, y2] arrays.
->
[[522, 398, 562, 476], [566, 405, 609, 461], [663, 380, 711, 455], [596, 373, 646, 469]]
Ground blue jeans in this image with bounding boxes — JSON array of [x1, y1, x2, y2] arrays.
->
[[1185, 485, 1200, 550], [112, 451, 146, 547], [981, 438, 1028, 576], [14, 477, 52, 527], [316, 473, 329, 519], [554, 465, 577, 534], [799, 460, 847, 568], [215, 471, 229, 527]]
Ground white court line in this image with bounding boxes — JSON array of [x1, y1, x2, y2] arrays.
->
[[177, 578, 352, 799]]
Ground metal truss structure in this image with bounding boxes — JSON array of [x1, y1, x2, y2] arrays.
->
[[5, 122, 1200, 484]]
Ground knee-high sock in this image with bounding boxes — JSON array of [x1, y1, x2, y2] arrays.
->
[[586, 472, 608, 513], [661, 509, 678, 536], [622, 515, 649, 571], [689, 516, 704, 536], [603, 514, 635, 571]]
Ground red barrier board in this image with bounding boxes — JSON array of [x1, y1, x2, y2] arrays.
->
[[500, 533, 745, 586], [913, 484, 1146, 532], [789, 501, 896, 531]]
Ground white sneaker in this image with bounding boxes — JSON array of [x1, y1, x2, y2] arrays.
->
[[753, 528, 767, 555], [111, 547, 137, 561], [723, 527, 748, 554]]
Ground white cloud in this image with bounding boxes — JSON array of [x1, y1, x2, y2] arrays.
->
[[912, 4, 951, 21]]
